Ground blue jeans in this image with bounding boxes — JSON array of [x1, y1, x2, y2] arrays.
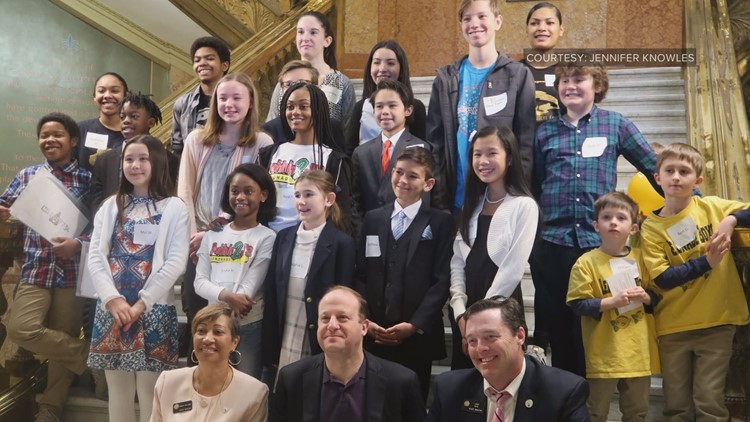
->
[[234, 319, 262, 379]]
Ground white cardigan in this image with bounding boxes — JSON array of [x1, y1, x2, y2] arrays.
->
[[449, 194, 539, 317], [88, 196, 189, 312]]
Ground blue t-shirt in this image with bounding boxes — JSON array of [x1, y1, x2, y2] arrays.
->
[[455, 58, 493, 209]]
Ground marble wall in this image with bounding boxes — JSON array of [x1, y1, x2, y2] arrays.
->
[[340, 0, 684, 77]]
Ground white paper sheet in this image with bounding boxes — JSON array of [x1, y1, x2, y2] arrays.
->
[[606, 259, 642, 315], [76, 242, 97, 299], [10, 171, 89, 243]]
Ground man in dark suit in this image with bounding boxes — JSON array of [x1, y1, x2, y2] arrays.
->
[[271, 286, 425, 422], [356, 146, 452, 401], [428, 297, 590, 422]]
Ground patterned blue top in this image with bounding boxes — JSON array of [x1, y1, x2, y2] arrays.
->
[[533, 105, 658, 248]]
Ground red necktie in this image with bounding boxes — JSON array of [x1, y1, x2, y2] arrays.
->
[[381, 139, 392, 176]]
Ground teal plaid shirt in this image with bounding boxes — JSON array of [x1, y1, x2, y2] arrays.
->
[[533, 105, 658, 248]]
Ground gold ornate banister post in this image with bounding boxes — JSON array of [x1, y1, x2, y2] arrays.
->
[[684, 0, 750, 199], [687, 1, 750, 418]]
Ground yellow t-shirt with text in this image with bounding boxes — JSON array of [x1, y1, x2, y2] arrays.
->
[[640, 196, 750, 337], [567, 248, 659, 378]]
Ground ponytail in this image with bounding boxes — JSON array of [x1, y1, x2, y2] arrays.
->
[[295, 170, 345, 230]]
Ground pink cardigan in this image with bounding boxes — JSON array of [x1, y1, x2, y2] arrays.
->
[[177, 128, 273, 234]]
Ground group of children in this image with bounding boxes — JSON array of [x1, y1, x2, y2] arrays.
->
[[1, 1, 748, 422]]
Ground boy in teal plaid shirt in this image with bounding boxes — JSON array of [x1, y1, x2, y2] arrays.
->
[[531, 63, 660, 376]]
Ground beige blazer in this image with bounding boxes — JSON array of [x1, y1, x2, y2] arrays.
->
[[151, 366, 268, 422]]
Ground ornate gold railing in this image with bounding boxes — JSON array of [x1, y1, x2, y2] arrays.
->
[[684, 0, 750, 200], [151, 0, 335, 144], [686, 2, 750, 419]]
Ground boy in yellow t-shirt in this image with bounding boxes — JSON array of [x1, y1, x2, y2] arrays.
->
[[567, 192, 658, 422], [640, 142, 750, 421]]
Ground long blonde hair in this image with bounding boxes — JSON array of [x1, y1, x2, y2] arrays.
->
[[201, 72, 260, 147]]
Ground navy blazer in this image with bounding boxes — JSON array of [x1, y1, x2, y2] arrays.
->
[[351, 131, 433, 217], [262, 220, 355, 366], [427, 356, 591, 422], [355, 202, 452, 360], [271, 351, 425, 422]]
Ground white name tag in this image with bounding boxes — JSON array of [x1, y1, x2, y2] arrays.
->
[[609, 257, 638, 276], [133, 223, 158, 245], [483, 93, 508, 116], [667, 216, 697, 250], [581, 137, 607, 158], [84, 132, 109, 150], [290, 253, 311, 278], [544, 74, 556, 87], [365, 235, 381, 258], [321, 86, 343, 104]]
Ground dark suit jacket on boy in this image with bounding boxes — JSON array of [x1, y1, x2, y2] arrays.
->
[[262, 220, 356, 366], [352, 131, 434, 217], [271, 351, 425, 422], [427, 356, 590, 422], [355, 202, 452, 361]]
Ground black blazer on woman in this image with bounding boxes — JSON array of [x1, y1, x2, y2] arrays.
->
[[261, 220, 355, 366]]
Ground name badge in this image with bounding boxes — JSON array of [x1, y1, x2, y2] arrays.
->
[[581, 137, 607, 158], [173, 400, 192, 413], [290, 253, 311, 278], [365, 235, 381, 258], [544, 73, 556, 87], [483, 93, 508, 116], [133, 223, 158, 245], [461, 399, 485, 414], [609, 257, 637, 275], [321, 85, 343, 104], [84, 132, 108, 150], [667, 216, 697, 250]]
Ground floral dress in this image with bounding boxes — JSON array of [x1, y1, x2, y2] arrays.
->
[[88, 196, 178, 372]]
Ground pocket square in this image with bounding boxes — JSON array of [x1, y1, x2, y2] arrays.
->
[[421, 225, 433, 240]]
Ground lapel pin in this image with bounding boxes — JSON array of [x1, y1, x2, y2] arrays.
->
[[525, 399, 533, 408], [463, 400, 470, 407]]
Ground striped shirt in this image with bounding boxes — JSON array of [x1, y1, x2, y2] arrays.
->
[[533, 105, 657, 248], [0, 161, 91, 288]]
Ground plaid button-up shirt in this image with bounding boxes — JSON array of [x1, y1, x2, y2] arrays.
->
[[0, 161, 90, 288], [534, 105, 658, 249]]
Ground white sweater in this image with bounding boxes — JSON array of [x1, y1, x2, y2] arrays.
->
[[194, 224, 276, 324], [449, 194, 539, 317], [88, 196, 189, 312]]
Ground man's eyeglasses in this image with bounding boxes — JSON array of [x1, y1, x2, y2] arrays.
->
[[281, 79, 313, 89]]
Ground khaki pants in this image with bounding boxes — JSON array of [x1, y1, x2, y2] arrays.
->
[[6, 283, 87, 415], [659, 325, 735, 422], [587, 376, 650, 422]]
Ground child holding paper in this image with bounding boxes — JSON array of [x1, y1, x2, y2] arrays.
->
[[567, 192, 658, 422], [0, 112, 91, 422], [532, 63, 660, 376]]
